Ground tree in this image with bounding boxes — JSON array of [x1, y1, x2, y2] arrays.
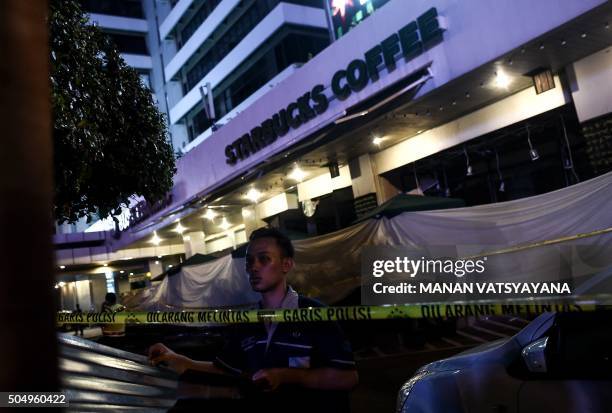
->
[[49, 0, 176, 224]]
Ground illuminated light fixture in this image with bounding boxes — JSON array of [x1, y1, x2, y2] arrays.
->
[[331, 0, 353, 20], [157, 255, 162, 259], [494, 70, 511, 89], [464, 147, 473, 176], [58, 281, 65, 287], [146, 272, 151, 277], [54, 284, 59, 289], [417, 130, 424, 134], [202, 208, 218, 221], [372, 137, 384, 146], [120, 270, 125, 274], [173, 222, 186, 234], [150, 231, 161, 245], [581, 32, 587, 38], [155, 260, 159, 264], [219, 217, 231, 230], [103, 263, 108, 267], [168, 264, 173, 268], [245, 188, 262, 202], [59, 265, 66, 269], [288, 165, 306, 182], [561, 40, 567, 46], [526, 124, 539, 161], [129, 272, 134, 276]]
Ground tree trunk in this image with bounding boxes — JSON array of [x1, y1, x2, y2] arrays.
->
[[0, 0, 58, 392]]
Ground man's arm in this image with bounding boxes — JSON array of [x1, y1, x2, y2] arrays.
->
[[252, 367, 359, 391], [148, 342, 228, 376]]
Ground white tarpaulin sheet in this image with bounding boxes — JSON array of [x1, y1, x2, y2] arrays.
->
[[138, 171, 612, 309]]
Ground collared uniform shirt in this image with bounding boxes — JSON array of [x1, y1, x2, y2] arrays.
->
[[214, 288, 356, 412]]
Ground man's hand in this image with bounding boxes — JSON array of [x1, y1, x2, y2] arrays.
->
[[252, 368, 286, 392], [148, 342, 191, 375]]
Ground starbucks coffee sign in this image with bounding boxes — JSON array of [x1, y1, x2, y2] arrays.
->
[[224, 7, 445, 165]]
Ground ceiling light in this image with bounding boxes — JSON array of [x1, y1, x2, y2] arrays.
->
[[150, 231, 161, 245], [219, 217, 231, 230], [581, 32, 587, 38], [245, 188, 262, 202], [59, 265, 66, 269], [168, 264, 173, 268], [58, 281, 65, 287], [494, 70, 511, 89], [372, 137, 384, 146], [173, 222, 186, 234], [155, 260, 159, 265], [288, 165, 306, 182], [129, 272, 134, 276], [120, 270, 125, 274], [103, 263, 108, 267], [202, 208, 218, 220]]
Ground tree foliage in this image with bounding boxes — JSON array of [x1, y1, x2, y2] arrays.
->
[[49, 0, 176, 223]]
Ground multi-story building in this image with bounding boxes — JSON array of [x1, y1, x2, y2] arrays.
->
[[155, 0, 331, 153], [55, 0, 612, 309]]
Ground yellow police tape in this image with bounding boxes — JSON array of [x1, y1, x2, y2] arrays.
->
[[57, 301, 611, 325]]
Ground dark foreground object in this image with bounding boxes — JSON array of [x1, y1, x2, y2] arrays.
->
[[58, 334, 178, 411]]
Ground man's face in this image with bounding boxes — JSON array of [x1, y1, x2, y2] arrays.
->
[[246, 237, 293, 293]]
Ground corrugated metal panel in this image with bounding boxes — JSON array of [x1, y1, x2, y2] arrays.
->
[[58, 335, 178, 411]]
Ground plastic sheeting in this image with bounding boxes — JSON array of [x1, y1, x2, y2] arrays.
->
[[139, 171, 612, 309]]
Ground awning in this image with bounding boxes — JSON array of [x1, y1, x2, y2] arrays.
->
[[353, 193, 465, 223], [151, 252, 220, 281]]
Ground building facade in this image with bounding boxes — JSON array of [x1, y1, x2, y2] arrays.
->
[[55, 0, 612, 309]]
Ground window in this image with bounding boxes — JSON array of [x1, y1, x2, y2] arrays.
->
[[80, 0, 143, 18], [107, 33, 148, 55], [177, 0, 221, 46]]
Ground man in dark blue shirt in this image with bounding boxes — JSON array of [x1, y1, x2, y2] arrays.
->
[[149, 228, 358, 412]]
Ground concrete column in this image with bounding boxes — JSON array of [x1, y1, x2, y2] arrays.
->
[[350, 154, 381, 201], [75, 279, 92, 311], [227, 230, 237, 250], [183, 231, 206, 258], [242, 205, 266, 238], [149, 259, 164, 278]]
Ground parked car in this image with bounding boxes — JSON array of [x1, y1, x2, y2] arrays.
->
[[396, 311, 612, 413]]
